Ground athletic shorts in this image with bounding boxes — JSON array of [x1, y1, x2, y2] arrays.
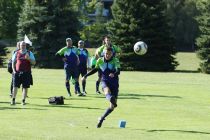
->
[[65, 67, 78, 81], [13, 72, 31, 88], [78, 66, 87, 77], [98, 71, 102, 78], [101, 80, 119, 98]]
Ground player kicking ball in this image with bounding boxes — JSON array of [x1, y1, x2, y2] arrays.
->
[[82, 47, 120, 128]]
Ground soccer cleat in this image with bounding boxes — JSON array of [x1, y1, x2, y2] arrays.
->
[[96, 91, 102, 94], [21, 102, 26, 106], [67, 92, 71, 97], [77, 92, 83, 96], [83, 91, 87, 94], [97, 117, 105, 128], [82, 92, 86, 96], [10, 100, 15, 105], [110, 96, 117, 107]]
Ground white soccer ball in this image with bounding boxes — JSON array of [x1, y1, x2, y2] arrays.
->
[[134, 41, 148, 55]]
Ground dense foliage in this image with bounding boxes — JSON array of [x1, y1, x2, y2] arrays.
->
[[195, 0, 210, 73], [17, 0, 80, 68], [108, 0, 178, 71]]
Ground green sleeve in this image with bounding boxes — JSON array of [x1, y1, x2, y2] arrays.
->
[[97, 45, 105, 55], [114, 58, 121, 69], [56, 47, 67, 56], [90, 56, 97, 67], [95, 58, 103, 69], [113, 45, 121, 53]]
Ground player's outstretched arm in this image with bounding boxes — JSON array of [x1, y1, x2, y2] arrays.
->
[[82, 68, 98, 81]]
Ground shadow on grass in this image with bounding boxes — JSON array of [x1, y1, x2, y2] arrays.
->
[[30, 103, 103, 110], [118, 93, 182, 99], [147, 129, 210, 135], [0, 106, 47, 110], [32, 97, 90, 101], [174, 70, 199, 73]]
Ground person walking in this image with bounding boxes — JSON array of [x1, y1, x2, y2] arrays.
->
[[11, 41, 36, 105]]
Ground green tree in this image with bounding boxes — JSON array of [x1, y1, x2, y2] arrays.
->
[[195, 0, 210, 73], [79, 22, 108, 48], [108, 0, 178, 71], [0, 0, 24, 39], [78, 0, 110, 48], [164, 0, 199, 51], [17, 0, 80, 68], [0, 42, 7, 67]]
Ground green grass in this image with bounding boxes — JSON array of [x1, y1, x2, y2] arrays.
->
[[175, 52, 200, 71], [1, 52, 210, 140]]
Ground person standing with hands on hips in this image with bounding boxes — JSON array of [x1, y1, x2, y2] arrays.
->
[[56, 38, 83, 97]]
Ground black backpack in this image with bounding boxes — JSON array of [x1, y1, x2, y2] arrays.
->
[[7, 59, 13, 74], [48, 96, 64, 105]]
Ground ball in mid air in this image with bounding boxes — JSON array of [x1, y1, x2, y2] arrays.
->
[[134, 41, 148, 55]]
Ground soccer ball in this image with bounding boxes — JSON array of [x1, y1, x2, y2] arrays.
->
[[134, 41, 148, 55]]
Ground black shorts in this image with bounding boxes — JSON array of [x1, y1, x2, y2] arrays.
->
[[65, 67, 78, 81], [101, 80, 119, 98], [78, 67, 87, 77], [13, 72, 31, 88]]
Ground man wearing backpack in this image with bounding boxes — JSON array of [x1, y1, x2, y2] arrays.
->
[[11, 41, 36, 105]]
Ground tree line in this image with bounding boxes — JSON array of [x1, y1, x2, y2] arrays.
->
[[0, 0, 209, 73]]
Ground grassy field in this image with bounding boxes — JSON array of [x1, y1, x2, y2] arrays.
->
[[1, 53, 210, 140]]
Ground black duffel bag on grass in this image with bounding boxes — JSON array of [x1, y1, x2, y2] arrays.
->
[[48, 96, 64, 105]]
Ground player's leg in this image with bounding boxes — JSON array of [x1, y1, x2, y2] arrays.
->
[[11, 72, 20, 105], [72, 70, 82, 96], [65, 68, 71, 96], [22, 88, 28, 105], [74, 69, 80, 94], [11, 87, 18, 105], [10, 74, 13, 97], [81, 68, 87, 94], [21, 72, 31, 105], [97, 81, 116, 128], [96, 71, 102, 94], [103, 86, 117, 108]]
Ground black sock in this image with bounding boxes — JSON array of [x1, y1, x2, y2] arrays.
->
[[82, 79, 86, 92], [101, 108, 113, 120], [75, 82, 81, 93], [96, 81, 100, 91], [22, 99, 25, 103], [10, 81, 13, 95], [12, 98, 15, 101], [65, 82, 70, 94]]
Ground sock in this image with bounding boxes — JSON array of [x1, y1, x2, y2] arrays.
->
[[12, 98, 15, 102], [105, 93, 112, 100], [82, 79, 86, 92], [10, 81, 13, 95], [96, 80, 100, 91], [101, 108, 114, 120], [75, 82, 81, 93], [65, 82, 70, 94], [22, 99, 25, 103]]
